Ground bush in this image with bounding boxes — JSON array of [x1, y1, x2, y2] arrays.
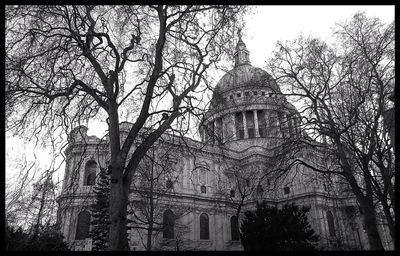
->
[[6, 224, 70, 251], [240, 201, 319, 250]]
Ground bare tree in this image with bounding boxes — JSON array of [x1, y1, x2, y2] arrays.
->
[[6, 165, 60, 239], [127, 140, 191, 250], [215, 162, 267, 218], [268, 12, 394, 250], [156, 218, 193, 251], [6, 5, 247, 250]]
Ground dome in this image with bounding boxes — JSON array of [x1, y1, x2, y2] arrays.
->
[[213, 30, 280, 96], [200, 31, 302, 151], [215, 64, 281, 94]]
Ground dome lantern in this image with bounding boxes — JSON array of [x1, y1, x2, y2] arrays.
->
[[234, 29, 250, 67]]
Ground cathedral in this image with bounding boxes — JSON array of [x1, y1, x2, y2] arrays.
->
[[57, 35, 385, 251]]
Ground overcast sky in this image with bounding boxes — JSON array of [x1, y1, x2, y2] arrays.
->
[[243, 5, 394, 68], [6, 5, 395, 184]]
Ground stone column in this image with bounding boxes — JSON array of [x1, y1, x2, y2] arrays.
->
[[295, 116, 301, 134], [264, 110, 269, 137], [274, 112, 281, 137], [295, 117, 300, 133], [188, 158, 194, 190], [282, 113, 289, 138], [192, 212, 197, 241], [231, 113, 237, 141], [200, 127, 204, 142], [203, 125, 208, 142], [181, 159, 186, 190], [219, 118, 224, 143], [290, 116, 296, 135], [253, 110, 260, 137], [221, 116, 226, 143], [213, 121, 217, 144], [242, 111, 248, 139], [208, 121, 214, 144], [213, 120, 217, 144]]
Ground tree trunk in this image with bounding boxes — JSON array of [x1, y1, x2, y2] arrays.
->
[[108, 169, 130, 250], [147, 220, 153, 251], [334, 140, 385, 250], [351, 172, 384, 250], [346, 177, 384, 250], [32, 183, 47, 239], [380, 200, 395, 243], [146, 158, 155, 251], [360, 200, 385, 250], [107, 105, 130, 250]]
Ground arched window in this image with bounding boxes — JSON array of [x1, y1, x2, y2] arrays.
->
[[201, 185, 206, 194], [200, 213, 209, 240], [75, 211, 90, 240], [163, 209, 175, 239], [327, 210, 336, 237], [84, 160, 97, 185], [231, 216, 240, 241]]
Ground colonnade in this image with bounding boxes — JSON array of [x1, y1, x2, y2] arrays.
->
[[201, 109, 300, 143]]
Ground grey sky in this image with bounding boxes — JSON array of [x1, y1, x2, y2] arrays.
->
[[244, 5, 394, 68]]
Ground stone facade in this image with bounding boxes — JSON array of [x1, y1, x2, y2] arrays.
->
[[57, 35, 377, 251]]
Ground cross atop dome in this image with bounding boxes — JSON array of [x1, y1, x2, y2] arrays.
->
[[234, 28, 251, 67], [238, 28, 243, 41]]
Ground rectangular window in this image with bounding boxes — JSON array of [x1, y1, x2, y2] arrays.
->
[[245, 91, 250, 97], [166, 180, 173, 189], [262, 91, 265, 96], [237, 93, 241, 98], [229, 95, 233, 100], [284, 186, 290, 194]]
